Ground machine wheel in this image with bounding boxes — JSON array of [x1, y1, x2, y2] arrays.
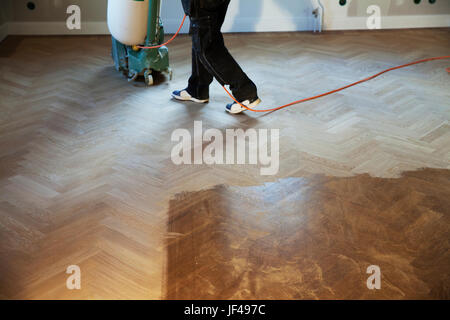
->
[[127, 70, 138, 82], [144, 70, 154, 86]]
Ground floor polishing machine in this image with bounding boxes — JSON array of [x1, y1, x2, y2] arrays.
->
[[107, 1, 450, 113], [107, 0, 172, 86]]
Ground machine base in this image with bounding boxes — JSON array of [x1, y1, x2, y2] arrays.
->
[[111, 36, 172, 86]]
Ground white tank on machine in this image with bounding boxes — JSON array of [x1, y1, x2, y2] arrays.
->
[[107, 0, 149, 46]]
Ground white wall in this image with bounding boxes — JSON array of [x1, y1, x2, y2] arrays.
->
[[164, 0, 450, 33], [162, 0, 317, 33], [8, 0, 109, 36], [321, 0, 450, 30], [4, 0, 450, 37]]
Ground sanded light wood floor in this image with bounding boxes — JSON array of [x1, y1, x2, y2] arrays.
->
[[0, 28, 449, 299]]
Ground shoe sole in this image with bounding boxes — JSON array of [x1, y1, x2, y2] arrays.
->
[[172, 93, 209, 104], [226, 98, 261, 114]]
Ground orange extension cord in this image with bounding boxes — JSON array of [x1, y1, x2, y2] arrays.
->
[[137, 14, 188, 49], [224, 55, 450, 113], [138, 14, 450, 113]]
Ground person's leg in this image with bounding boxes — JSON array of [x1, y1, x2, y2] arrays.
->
[[172, 16, 213, 103], [192, 1, 258, 102], [186, 47, 213, 100]]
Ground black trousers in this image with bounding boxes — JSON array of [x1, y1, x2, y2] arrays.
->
[[186, 0, 258, 101]]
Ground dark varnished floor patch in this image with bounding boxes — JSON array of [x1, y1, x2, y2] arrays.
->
[[165, 168, 450, 299], [0, 36, 23, 57]]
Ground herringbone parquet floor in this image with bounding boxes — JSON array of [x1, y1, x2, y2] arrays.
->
[[0, 28, 449, 299]]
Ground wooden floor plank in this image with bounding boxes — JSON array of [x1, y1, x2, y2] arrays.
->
[[0, 28, 449, 299]]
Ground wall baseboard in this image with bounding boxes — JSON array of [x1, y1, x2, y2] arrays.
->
[[8, 21, 109, 35], [6, 15, 450, 36], [325, 14, 450, 30], [0, 23, 8, 42], [227, 17, 314, 33]]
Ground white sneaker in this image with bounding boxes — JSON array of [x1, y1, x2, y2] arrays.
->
[[225, 98, 261, 114], [172, 89, 209, 103]]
